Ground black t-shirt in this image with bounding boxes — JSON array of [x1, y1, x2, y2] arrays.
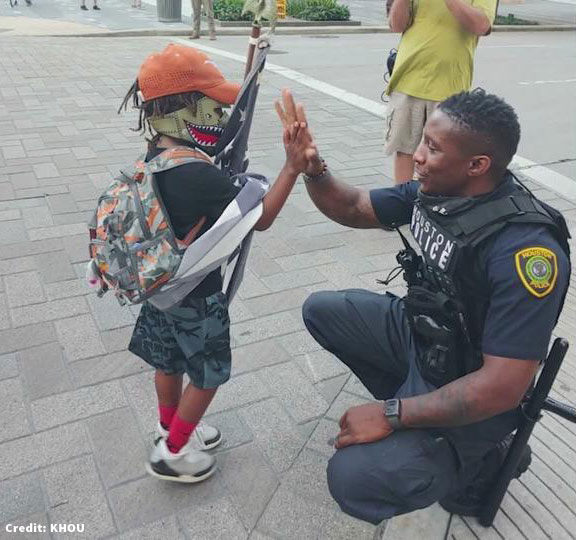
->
[[146, 146, 240, 297], [370, 180, 570, 361]]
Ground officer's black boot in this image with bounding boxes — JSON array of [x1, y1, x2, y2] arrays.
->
[[439, 434, 532, 517]]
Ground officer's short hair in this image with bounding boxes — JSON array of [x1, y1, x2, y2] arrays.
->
[[438, 88, 520, 175]]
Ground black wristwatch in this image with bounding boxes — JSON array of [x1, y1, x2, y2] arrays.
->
[[384, 399, 402, 430]]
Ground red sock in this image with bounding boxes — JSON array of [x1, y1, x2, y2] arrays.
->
[[158, 405, 178, 430], [167, 415, 197, 454]]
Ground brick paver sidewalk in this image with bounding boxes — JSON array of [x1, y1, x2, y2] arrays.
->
[[0, 36, 575, 540]]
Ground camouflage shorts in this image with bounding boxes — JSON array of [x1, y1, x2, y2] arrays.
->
[[128, 291, 231, 389]]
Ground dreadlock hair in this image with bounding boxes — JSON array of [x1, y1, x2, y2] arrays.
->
[[438, 88, 520, 177], [118, 79, 204, 145]]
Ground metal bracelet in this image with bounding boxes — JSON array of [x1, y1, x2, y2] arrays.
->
[[302, 159, 329, 184]]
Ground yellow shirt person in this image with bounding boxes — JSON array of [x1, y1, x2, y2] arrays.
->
[[386, 0, 497, 182]]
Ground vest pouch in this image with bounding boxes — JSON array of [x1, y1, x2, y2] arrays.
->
[[404, 286, 466, 387]]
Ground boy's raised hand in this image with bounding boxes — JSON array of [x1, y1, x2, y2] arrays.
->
[[275, 89, 323, 176]]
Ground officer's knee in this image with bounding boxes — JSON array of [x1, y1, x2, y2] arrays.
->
[[302, 291, 328, 325], [327, 450, 384, 525], [302, 291, 338, 338], [327, 451, 368, 521], [327, 444, 443, 524]]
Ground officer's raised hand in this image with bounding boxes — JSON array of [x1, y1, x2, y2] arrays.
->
[[335, 403, 394, 449], [275, 88, 323, 177]]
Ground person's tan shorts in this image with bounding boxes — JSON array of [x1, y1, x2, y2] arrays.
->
[[384, 91, 439, 156]]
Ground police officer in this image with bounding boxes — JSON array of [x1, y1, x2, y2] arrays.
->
[[276, 88, 571, 523]]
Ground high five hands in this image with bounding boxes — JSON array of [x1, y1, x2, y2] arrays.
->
[[275, 89, 324, 177]]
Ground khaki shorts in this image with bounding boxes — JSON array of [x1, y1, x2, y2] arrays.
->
[[385, 91, 439, 156]]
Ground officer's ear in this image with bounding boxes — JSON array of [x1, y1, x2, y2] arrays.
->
[[468, 154, 491, 177]]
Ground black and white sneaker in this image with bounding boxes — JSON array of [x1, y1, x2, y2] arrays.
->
[[145, 438, 216, 484], [155, 421, 222, 451]]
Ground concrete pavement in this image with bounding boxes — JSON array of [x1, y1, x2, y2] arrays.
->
[[0, 33, 576, 540]]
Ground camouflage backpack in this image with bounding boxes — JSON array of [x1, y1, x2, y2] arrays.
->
[[88, 146, 212, 305]]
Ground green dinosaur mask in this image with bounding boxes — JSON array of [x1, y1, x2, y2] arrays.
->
[[149, 96, 230, 156]]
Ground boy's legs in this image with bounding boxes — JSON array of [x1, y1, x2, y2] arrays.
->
[[177, 382, 217, 424], [155, 371, 182, 428], [155, 370, 222, 451], [130, 292, 231, 481], [166, 382, 218, 453], [165, 292, 231, 452]]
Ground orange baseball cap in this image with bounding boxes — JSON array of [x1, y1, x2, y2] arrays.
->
[[137, 44, 241, 104]]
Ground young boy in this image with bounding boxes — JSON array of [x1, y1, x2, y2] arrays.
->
[[119, 44, 312, 483]]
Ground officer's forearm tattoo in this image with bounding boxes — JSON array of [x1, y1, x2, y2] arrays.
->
[[400, 373, 494, 428]]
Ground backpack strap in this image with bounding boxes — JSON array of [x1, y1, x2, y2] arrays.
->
[[117, 153, 147, 185], [176, 216, 207, 249], [161, 146, 212, 163], [146, 146, 213, 175]]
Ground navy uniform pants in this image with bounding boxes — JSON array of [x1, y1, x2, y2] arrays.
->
[[302, 289, 515, 525]]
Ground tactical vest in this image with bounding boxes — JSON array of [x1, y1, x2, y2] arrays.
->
[[398, 176, 571, 388]]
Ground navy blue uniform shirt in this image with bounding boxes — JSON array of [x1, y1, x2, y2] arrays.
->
[[370, 180, 570, 361]]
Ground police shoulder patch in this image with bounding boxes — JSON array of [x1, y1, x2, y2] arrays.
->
[[514, 246, 558, 298]]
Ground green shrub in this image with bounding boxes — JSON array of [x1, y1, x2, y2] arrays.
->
[[287, 0, 350, 21], [214, 0, 350, 22], [213, 0, 253, 21], [494, 13, 538, 25]]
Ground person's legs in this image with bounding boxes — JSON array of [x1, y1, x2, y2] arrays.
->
[[80, 0, 88, 9], [165, 291, 231, 451], [327, 430, 459, 524], [384, 91, 438, 184], [130, 294, 227, 451], [167, 383, 218, 452], [176, 384, 217, 424], [190, 0, 202, 38], [303, 289, 411, 400], [130, 302, 217, 482], [93, 0, 100, 9], [155, 371, 182, 428], [143, 293, 230, 483], [203, 0, 216, 39]]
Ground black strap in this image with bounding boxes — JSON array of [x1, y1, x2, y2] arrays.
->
[[457, 194, 538, 236]]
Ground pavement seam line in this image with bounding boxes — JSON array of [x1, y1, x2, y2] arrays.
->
[[172, 38, 576, 204]]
